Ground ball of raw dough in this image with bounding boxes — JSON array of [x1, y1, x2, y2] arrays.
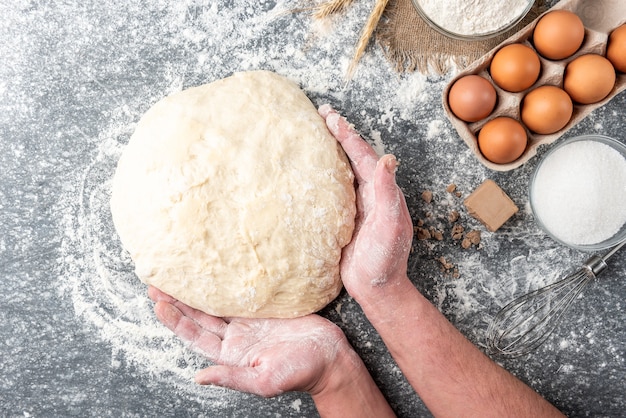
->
[[110, 70, 356, 318]]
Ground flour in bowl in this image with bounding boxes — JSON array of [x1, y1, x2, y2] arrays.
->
[[415, 0, 531, 36]]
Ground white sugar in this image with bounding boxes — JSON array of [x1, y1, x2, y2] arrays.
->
[[531, 140, 626, 246]]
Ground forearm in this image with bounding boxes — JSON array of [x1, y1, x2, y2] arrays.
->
[[311, 345, 396, 418], [353, 275, 564, 418]]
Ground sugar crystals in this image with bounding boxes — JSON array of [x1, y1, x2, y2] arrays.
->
[[531, 139, 626, 246]]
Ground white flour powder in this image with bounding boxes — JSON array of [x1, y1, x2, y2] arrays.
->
[[416, 0, 531, 36]]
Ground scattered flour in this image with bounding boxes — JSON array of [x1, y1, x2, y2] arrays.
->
[[290, 398, 302, 412], [49, 0, 437, 410], [19, 0, 616, 415], [426, 119, 444, 139]]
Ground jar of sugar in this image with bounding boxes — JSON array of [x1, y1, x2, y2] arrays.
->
[[411, 0, 534, 40], [529, 135, 626, 251]]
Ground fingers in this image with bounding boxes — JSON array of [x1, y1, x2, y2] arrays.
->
[[318, 104, 378, 183], [147, 285, 176, 303], [148, 286, 229, 336], [195, 365, 282, 398], [374, 154, 413, 230], [374, 154, 400, 212], [154, 301, 223, 360]]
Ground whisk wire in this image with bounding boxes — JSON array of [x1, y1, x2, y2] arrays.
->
[[487, 241, 624, 357], [487, 267, 596, 357]]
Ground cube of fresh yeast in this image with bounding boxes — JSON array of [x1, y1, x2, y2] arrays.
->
[[463, 179, 518, 232]]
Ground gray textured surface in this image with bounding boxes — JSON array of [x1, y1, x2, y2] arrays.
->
[[1, 1, 624, 417]]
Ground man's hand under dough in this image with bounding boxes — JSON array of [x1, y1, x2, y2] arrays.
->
[[148, 286, 395, 417], [148, 286, 346, 397], [318, 104, 413, 301]]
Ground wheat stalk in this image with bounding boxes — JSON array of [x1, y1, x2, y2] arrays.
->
[[346, 0, 389, 80], [313, 0, 355, 19]]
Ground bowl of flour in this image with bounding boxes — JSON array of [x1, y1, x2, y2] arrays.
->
[[529, 135, 626, 251], [412, 0, 534, 40]]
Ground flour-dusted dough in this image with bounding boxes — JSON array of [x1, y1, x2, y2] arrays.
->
[[110, 70, 356, 318]]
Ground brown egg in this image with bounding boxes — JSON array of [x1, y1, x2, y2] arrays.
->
[[448, 75, 497, 122], [533, 10, 585, 60], [564, 54, 616, 104], [490, 44, 541, 92], [477, 117, 528, 164], [607, 24, 626, 73], [521, 86, 573, 134]]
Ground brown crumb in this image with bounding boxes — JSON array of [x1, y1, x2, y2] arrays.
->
[[455, 191, 462, 198], [461, 229, 481, 249], [438, 256, 454, 270], [421, 190, 433, 203], [416, 227, 431, 240], [448, 210, 459, 223], [432, 229, 444, 241], [466, 229, 481, 245], [446, 183, 456, 193], [417, 218, 425, 227], [438, 256, 460, 277], [451, 224, 464, 240]]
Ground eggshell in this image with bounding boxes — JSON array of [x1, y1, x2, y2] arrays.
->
[[477, 117, 528, 164], [533, 10, 585, 60], [448, 75, 497, 122], [564, 54, 616, 104], [441, 0, 626, 172], [490, 44, 541, 92], [521, 86, 573, 134], [607, 24, 626, 73]]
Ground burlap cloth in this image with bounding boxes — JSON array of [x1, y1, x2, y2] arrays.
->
[[376, 0, 547, 74]]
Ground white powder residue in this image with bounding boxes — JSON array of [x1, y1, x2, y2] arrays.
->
[[416, 0, 531, 36], [49, 0, 410, 408], [369, 130, 386, 156], [290, 398, 302, 412], [426, 119, 444, 139], [58, 117, 238, 408], [531, 140, 626, 246]]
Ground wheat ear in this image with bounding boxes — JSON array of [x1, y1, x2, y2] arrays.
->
[[346, 0, 389, 80], [313, 0, 355, 19]]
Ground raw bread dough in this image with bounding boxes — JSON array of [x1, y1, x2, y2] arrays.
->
[[110, 70, 356, 318]]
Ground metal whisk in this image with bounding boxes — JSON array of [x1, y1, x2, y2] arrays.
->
[[487, 240, 625, 358]]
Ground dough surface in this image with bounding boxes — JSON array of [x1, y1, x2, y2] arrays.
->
[[110, 70, 356, 318]]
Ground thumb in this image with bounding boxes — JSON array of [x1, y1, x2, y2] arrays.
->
[[195, 365, 282, 398], [374, 154, 402, 219]]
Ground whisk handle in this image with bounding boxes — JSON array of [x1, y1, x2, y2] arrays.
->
[[584, 255, 607, 277], [586, 240, 626, 276], [601, 240, 626, 262]]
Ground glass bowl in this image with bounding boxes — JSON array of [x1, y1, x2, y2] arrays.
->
[[411, 0, 534, 41], [529, 135, 626, 252]]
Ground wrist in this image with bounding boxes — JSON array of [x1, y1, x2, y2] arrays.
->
[[311, 344, 395, 418], [309, 339, 362, 397], [347, 271, 415, 312]]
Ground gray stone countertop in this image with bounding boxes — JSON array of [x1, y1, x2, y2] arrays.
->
[[1, 1, 624, 417]]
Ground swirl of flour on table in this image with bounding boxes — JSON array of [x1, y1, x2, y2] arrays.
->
[[58, 109, 237, 407]]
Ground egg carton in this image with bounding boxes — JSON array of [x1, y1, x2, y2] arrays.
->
[[443, 0, 626, 171]]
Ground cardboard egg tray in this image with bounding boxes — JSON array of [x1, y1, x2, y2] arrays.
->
[[443, 0, 626, 171]]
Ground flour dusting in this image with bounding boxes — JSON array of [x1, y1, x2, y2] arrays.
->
[[51, 0, 435, 409], [3, 0, 618, 416]]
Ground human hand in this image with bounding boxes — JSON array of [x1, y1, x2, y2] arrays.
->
[[147, 286, 356, 398], [318, 104, 413, 301]]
